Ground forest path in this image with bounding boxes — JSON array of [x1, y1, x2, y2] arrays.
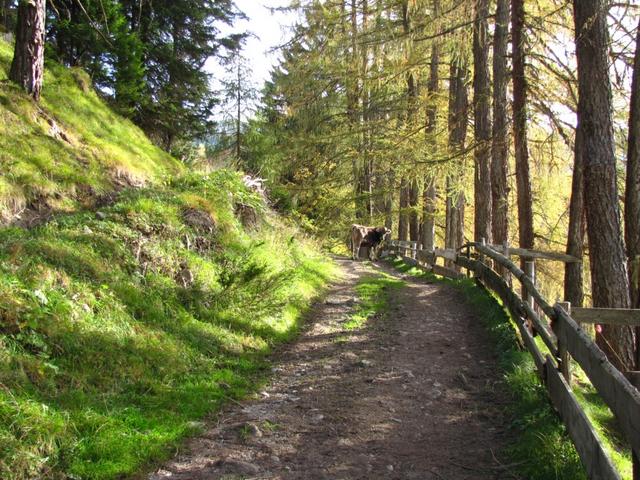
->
[[148, 258, 518, 480]]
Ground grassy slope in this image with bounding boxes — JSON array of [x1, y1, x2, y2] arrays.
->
[[0, 42, 337, 479], [0, 39, 181, 222], [0, 171, 337, 480]]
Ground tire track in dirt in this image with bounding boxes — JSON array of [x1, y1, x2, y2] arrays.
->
[[148, 258, 518, 480]]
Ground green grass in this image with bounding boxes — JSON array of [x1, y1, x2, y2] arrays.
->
[[388, 257, 587, 480], [0, 38, 182, 222], [0, 170, 337, 479], [345, 272, 404, 330], [572, 371, 633, 478]]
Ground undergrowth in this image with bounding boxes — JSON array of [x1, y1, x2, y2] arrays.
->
[[388, 257, 587, 480], [0, 170, 337, 479], [345, 272, 403, 330]]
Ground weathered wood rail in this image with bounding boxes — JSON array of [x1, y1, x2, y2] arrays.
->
[[385, 239, 640, 480]]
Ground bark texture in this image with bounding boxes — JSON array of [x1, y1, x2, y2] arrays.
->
[[491, 0, 509, 248], [445, 59, 468, 260], [9, 0, 45, 101], [473, 0, 492, 243], [564, 127, 585, 307], [511, 0, 534, 252], [574, 0, 634, 371], [422, 1, 440, 251], [399, 178, 410, 242], [409, 179, 420, 242], [625, 17, 640, 369], [626, 17, 640, 311]]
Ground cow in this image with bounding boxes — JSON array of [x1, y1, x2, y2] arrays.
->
[[350, 224, 391, 261]]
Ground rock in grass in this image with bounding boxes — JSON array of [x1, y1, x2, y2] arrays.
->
[[95, 211, 107, 220]]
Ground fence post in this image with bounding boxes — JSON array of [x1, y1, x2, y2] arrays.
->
[[411, 241, 418, 260], [556, 301, 572, 385], [466, 245, 472, 278], [525, 261, 535, 309], [478, 238, 486, 264], [503, 240, 512, 285]]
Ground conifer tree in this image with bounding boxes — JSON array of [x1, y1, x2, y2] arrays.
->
[[10, 0, 45, 101]]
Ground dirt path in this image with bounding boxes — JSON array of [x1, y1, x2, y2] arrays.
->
[[149, 258, 518, 480]]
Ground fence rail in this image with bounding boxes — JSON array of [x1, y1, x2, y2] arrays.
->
[[384, 240, 640, 480]]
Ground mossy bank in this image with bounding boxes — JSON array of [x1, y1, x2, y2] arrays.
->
[[0, 170, 337, 479]]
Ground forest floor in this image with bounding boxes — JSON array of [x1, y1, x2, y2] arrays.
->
[[147, 257, 519, 480]]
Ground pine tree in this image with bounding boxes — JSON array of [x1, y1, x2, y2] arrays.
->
[[10, 0, 45, 101], [574, 0, 634, 371]]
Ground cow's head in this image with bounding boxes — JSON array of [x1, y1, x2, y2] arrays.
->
[[375, 226, 391, 241]]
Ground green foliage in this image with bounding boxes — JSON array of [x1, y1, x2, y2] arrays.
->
[[345, 273, 403, 330], [0, 36, 181, 223], [0, 170, 337, 479], [45, 0, 244, 148]]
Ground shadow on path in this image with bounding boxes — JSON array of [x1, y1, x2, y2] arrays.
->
[[148, 258, 518, 480]]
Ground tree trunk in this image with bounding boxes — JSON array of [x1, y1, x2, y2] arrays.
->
[[574, 0, 634, 371], [402, 0, 420, 242], [236, 56, 241, 160], [511, 0, 534, 253], [361, 0, 372, 221], [491, 0, 509, 249], [385, 168, 395, 232], [473, 0, 492, 244], [445, 58, 468, 261], [564, 127, 585, 307], [399, 178, 409, 241], [422, 178, 436, 250], [9, 0, 45, 101], [409, 179, 420, 242], [625, 17, 640, 370], [422, 7, 440, 251]]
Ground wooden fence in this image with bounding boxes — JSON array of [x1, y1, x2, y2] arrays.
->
[[385, 239, 640, 480]]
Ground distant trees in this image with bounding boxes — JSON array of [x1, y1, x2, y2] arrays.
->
[[241, 0, 639, 371], [9, 0, 45, 101], [216, 44, 259, 161], [10, 0, 242, 150], [1, 0, 15, 30]]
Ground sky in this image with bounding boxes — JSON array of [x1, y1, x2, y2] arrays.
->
[[206, 1, 298, 122], [208, 1, 298, 89], [234, 0, 299, 85]]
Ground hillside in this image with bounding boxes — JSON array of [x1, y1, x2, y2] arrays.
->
[[0, 41, 336, 479], [0, 38, 182, 225]]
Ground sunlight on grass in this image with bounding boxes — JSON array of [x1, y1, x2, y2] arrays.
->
[[0, 37, 181, 223], [0, 171, 337, 480], [345, 273, 404, 330]]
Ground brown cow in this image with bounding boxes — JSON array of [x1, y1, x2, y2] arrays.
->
[[350, 224, 391, 260]]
